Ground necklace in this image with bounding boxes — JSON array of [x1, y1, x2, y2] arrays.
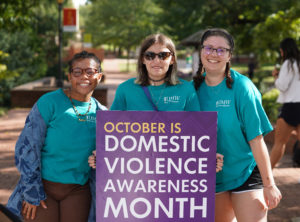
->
[[68, 95, 92, 122], [149, 85, 166, 107], [149, 76, 166, 86]]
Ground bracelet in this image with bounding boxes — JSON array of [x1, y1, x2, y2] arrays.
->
[[263, 184, 275, 188]]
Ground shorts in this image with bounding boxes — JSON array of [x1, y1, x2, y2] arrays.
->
[[230, 166, 263, 193], [278, 102, 300, 127]]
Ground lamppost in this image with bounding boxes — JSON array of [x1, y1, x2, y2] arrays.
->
[[57, 0, 64, 88]]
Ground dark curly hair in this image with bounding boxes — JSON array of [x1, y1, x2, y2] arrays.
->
[[193, 28, 234, 90], [68, 51, 101, 73]]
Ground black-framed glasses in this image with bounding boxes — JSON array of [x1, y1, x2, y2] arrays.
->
[[71, 68, 99, 77], [144, 51, 173, 61], [201, 45, 231, 57]]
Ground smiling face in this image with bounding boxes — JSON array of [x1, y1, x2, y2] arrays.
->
[[142, 43, 174, 83], [201, 36, 231, 76], [68, 58, 102, 101]]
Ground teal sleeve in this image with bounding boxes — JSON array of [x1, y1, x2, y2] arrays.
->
[[236, 79, 273, 141], [180, 80, 200, 111], [185, 89, 201, 111], [36, 94, 55, 125], [110, 85, 126, 110]]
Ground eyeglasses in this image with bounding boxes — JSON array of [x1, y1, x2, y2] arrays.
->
[[201, 45, 231, 57], [144, 51, 173, 61], [71, 68, 99, 77]]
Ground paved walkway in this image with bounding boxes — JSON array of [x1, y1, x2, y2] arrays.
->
[[1, 59, 300, 221]]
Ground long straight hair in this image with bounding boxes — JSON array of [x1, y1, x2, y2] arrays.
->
[[280, 38, 300, 77]]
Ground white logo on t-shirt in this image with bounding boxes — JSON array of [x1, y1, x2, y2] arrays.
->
[[86, 116, 96, 123], [216, 100, 231, 107], [164, 96, 180, 104]]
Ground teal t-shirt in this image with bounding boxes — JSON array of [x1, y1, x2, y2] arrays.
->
[[196, 69, 273, 192], [110, 78, 200, 111], [37, 89, 99, 185]]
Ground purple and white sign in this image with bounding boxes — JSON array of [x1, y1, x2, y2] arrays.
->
[[96, 111, 217, 222]]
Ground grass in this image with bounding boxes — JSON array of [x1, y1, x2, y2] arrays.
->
[[231, 63, 248, 73], [119, 61, 137, 73], [0, 107, 8, 117]]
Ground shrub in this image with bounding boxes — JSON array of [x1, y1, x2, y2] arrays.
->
[[262, 88, 280, 123]]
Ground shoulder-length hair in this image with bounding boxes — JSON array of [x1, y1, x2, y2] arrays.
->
[[135, 34, 179, 86]]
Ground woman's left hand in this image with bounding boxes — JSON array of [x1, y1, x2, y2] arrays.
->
[[88, 150, 96, 169], [263, 184, 282, 210], [216, 153, 224, 173]]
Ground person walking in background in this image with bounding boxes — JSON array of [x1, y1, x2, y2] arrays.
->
[[194, 28, 281, 222], [270, 38, 300, 168], [185, 52, 192, 69], [6, 51, 106, 222], [247, 52, 256, 79]]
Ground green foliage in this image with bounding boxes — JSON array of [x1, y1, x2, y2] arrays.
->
[[0, 0, 38, 31], [85, 0, 162, 50], [0, 50, 19, 105], [262, 88, 280, 123], [0, 107, 8, 117], [252, 3, 300, 63], [81, 0, 300, 65], [0, 0, 73, 106], [155, 0, 295, 54], [153, 0, 205, 42]]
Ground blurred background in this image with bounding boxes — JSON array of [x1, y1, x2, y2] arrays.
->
[[0, 0, 299, 121], [1, 1, 300, 221]]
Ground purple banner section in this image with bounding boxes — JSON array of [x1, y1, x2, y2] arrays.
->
[[96, 111, 217, 222]]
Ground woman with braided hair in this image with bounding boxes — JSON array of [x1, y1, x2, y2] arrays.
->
[[193, 28, 281, 222]]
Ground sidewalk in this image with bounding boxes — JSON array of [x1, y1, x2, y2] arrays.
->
[[1, 59, 300, 221]]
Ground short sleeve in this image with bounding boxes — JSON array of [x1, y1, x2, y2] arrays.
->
[[235, 78, 273, 141], [110, 84, 126, 110], [275, 60, 294, 92], [184, 82, 201, 111], [37, 94, 55, 125]]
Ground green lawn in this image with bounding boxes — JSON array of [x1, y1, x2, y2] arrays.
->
[[0, 107, 8, 117], [118, 62, 137, 73]]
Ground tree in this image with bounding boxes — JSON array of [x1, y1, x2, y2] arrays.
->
[[153, 0, 205, 42], [252, 3, 300, 63], [0, 0, 38, 31], [0, 0, 73, 106], [0, 50, 19, 105], [155, 0, 297, 55], [85, 0, 162, 53]]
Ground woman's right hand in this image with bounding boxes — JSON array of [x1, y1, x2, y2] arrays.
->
[[22, 200, 47, 220], [272, 69, 279, 79], [88, 150, 96, 169]]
